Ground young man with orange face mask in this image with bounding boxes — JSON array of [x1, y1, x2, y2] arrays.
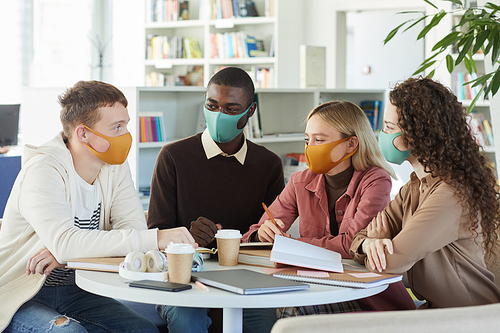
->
[[0, 80, 196, 332]]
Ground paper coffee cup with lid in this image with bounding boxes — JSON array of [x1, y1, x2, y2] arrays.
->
[[165, 242, 194, 284], [215, 229, 242, 266]]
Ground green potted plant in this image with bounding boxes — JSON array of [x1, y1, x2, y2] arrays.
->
[[384, 0, 500, 112]]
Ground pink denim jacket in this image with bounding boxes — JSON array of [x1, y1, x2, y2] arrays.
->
[[242, 166, 392, 259]]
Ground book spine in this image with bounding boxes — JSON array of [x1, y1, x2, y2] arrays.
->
[[273, 273, 367, 289]]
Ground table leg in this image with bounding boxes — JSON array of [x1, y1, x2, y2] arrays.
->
[[223, 307, 243, 333]]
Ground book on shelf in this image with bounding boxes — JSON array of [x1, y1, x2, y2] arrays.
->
[[178, 0, 189, 20], [284, 153, 308, 183], [147, 35, 185, 60], [66, 257, 125, 273], [272, 267, 402, 289], [184, 37, 203, 58], [270, 235, 344, 273], [139, 112, 165, 143], [469, 112, 493, 148], [360, 100, 383, 131], [300, 45, 326, 89]]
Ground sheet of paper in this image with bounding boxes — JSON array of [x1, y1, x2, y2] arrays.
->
[[297, 270, 330, 278], [348, 272, 382, 278]]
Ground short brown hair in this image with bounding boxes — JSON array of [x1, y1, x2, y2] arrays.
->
[[59, 80, 128, 140]]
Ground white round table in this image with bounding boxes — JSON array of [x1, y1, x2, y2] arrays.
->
[[76, 261, 387, 333]]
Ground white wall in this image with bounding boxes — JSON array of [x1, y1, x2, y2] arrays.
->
[[346, 10, 424, 90]]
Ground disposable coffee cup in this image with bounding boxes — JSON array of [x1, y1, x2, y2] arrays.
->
[[215, 229, 242, 266], [165, 243, 195, 284]]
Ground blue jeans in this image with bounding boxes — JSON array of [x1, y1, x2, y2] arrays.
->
[[5, 285, 159, 333], [156, 305, 277, 333]]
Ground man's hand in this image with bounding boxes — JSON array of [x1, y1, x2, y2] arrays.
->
[[190, 217, 222, 247], [362, 238, 393, 273], [157, 227, 197, 250], [26, 249, 65, 276], [367, 212, 391, 239], [257, 219, 290, 243]]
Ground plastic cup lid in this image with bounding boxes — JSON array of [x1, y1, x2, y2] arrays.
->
[[165, 242, 195, 254], [215, 229, 242, 239]]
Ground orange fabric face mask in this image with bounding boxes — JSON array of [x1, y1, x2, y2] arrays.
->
[[305, 136, 358, 174], [83, 125, 132, 165]]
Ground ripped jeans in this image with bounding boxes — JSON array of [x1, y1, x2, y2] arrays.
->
[[5, 285, 159, 333]]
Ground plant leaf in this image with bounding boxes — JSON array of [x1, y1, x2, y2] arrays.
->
[[423, 0, 439, 10], [384, 22, 408, 45], [412, 60, 437, 75], [485, 2, 500, 11], [469, 72, 493, 88], [432, 31, 461, 51], [428, 69, 436, 78], [446, 54, 454, 73], [473, 30, 490, 55], [491, 68, 500, 96], [464, 56, 472, 73], [455, 35, 474, 65], [417, 11, 446, 40], [491, 33, 500, 65], [402, 16, 428, 33]]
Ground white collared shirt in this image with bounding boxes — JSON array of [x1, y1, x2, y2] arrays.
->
[[201, 128, 247, 165]]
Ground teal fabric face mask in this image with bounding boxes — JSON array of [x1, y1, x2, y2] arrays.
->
[[378, 131, 411, 165], [204, 103, 251, 143]]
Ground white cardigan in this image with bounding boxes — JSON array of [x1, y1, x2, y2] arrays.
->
[[0, 133, 158, 331]]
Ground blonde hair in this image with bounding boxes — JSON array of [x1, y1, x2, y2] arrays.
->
[[308, 100, 396, 179]]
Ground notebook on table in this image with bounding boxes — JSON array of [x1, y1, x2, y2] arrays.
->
[[191, 269, 309, 295], [272, 268, 402, 289]]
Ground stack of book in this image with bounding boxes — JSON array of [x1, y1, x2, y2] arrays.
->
[[139, 112, 165, 143], [146, 0, 190, 22]]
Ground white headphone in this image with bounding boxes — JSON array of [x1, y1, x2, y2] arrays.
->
[[145, 250, 168, 272], [124, 251, 147, 272]]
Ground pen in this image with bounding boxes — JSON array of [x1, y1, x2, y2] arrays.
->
[[195, 281, 210, 292], [262, 202, 285, 236]]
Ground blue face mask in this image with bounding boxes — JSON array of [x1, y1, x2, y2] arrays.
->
[[378, 131, 411, 165], [204, 102, 252, 143]]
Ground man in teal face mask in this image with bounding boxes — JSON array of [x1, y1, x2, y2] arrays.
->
[[147, 67, 285, 333]]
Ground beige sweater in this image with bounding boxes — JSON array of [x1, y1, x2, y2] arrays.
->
[[350, 172, 500, 308], [0, 133, 158, 331]]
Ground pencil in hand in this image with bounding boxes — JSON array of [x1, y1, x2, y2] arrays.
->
[[262, 202, 285, 237]]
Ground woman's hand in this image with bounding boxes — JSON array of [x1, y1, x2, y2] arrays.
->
[[362, 238, 393, 272], [367, 212, 391, 239], [257, 219, 290, 242], [26, 249, 65, 276]]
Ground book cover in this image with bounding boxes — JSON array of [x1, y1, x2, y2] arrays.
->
[[178, 0, 189, 20], [273, 267, 402, 289], [184, 37, 202, 58], [246, 35, 258, 57], [66, 257, 125, 273]]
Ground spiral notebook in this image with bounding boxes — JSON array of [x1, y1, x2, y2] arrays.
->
[[272, 268, 402, 289]]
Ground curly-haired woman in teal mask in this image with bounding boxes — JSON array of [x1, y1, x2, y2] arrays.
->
[[350, 76, 500, 308]]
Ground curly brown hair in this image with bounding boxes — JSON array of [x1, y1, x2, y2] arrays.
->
[[389, 76, 499, 256]]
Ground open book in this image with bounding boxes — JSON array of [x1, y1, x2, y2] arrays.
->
[[272, 267, 402, 289], [270, 236, 343, 273]]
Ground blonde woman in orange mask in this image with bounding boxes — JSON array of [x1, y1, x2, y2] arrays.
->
[[242, 100, 415, 318]]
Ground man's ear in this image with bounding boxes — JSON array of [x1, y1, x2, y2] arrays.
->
[[74, 125, 88, 144], [347, 136, 359, 153], [247, 102, 257, 118]]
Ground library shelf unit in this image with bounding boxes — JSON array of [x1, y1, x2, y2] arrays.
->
[[144, 0, 304, 88], [133, 86, 385, 209]]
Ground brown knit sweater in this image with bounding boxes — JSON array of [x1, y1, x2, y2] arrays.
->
[[147, 133, 285, 240]]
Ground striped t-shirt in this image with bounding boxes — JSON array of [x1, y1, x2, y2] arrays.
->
[[44, 171, 102, 286]]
